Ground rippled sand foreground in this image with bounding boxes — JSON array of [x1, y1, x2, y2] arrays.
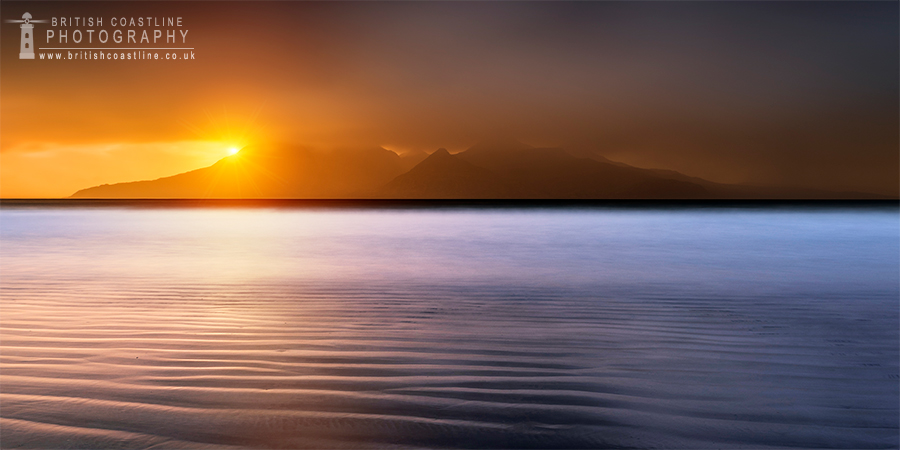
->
[[1, 206, 897, 448]]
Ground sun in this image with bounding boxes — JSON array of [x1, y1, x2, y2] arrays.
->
[[228, 147, 239, 155]]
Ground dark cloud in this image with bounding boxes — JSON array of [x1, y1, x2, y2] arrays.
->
[[2, 1, 896, 195]]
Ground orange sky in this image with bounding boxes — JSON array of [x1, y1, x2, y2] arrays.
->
[[2, 1, 897, 198]]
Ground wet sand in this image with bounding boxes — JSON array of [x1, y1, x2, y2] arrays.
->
[[1, 206, 897, 448]]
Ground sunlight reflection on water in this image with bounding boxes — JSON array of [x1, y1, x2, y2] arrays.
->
[[1, 205, 897, 448]]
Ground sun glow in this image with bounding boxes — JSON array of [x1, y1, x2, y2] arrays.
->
[[229, 147, 239, 155], [0, 140, 250, 198]]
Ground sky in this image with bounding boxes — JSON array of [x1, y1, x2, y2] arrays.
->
[[1, 1, 897, 198]]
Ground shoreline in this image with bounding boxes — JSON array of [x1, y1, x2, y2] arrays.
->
[[1, 198, 897, 210]]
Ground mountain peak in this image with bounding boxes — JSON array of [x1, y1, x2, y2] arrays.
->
[[71, 144, 409, 199], [379, 146, 515, 198]]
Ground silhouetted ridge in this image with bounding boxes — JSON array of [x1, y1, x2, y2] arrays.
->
[[379, 142, 710, 199], [71, 141, 888, 199], [72, 145, 407, 199], [378, 147, 517, 199]]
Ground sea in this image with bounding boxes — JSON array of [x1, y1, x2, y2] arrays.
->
[[1, 201, 897, 449]]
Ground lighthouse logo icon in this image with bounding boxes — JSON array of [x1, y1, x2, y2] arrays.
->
[[6, 13, 47, 59]]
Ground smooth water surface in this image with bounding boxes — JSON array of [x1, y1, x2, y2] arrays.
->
[[1, 205, 898, 448]]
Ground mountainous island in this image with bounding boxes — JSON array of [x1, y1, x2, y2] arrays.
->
[[71, 140, 885, 199]]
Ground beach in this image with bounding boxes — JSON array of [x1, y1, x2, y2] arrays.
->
[[1, 204, 897, 448]]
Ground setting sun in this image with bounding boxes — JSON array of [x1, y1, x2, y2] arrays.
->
[[229, 147, 239, 155]]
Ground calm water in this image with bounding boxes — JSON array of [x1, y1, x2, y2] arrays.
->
[[1, 205, 898, 449]]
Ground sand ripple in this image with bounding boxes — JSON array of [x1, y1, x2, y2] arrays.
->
[[2, 279, 897, 448], [1, 207, 897, 448]]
